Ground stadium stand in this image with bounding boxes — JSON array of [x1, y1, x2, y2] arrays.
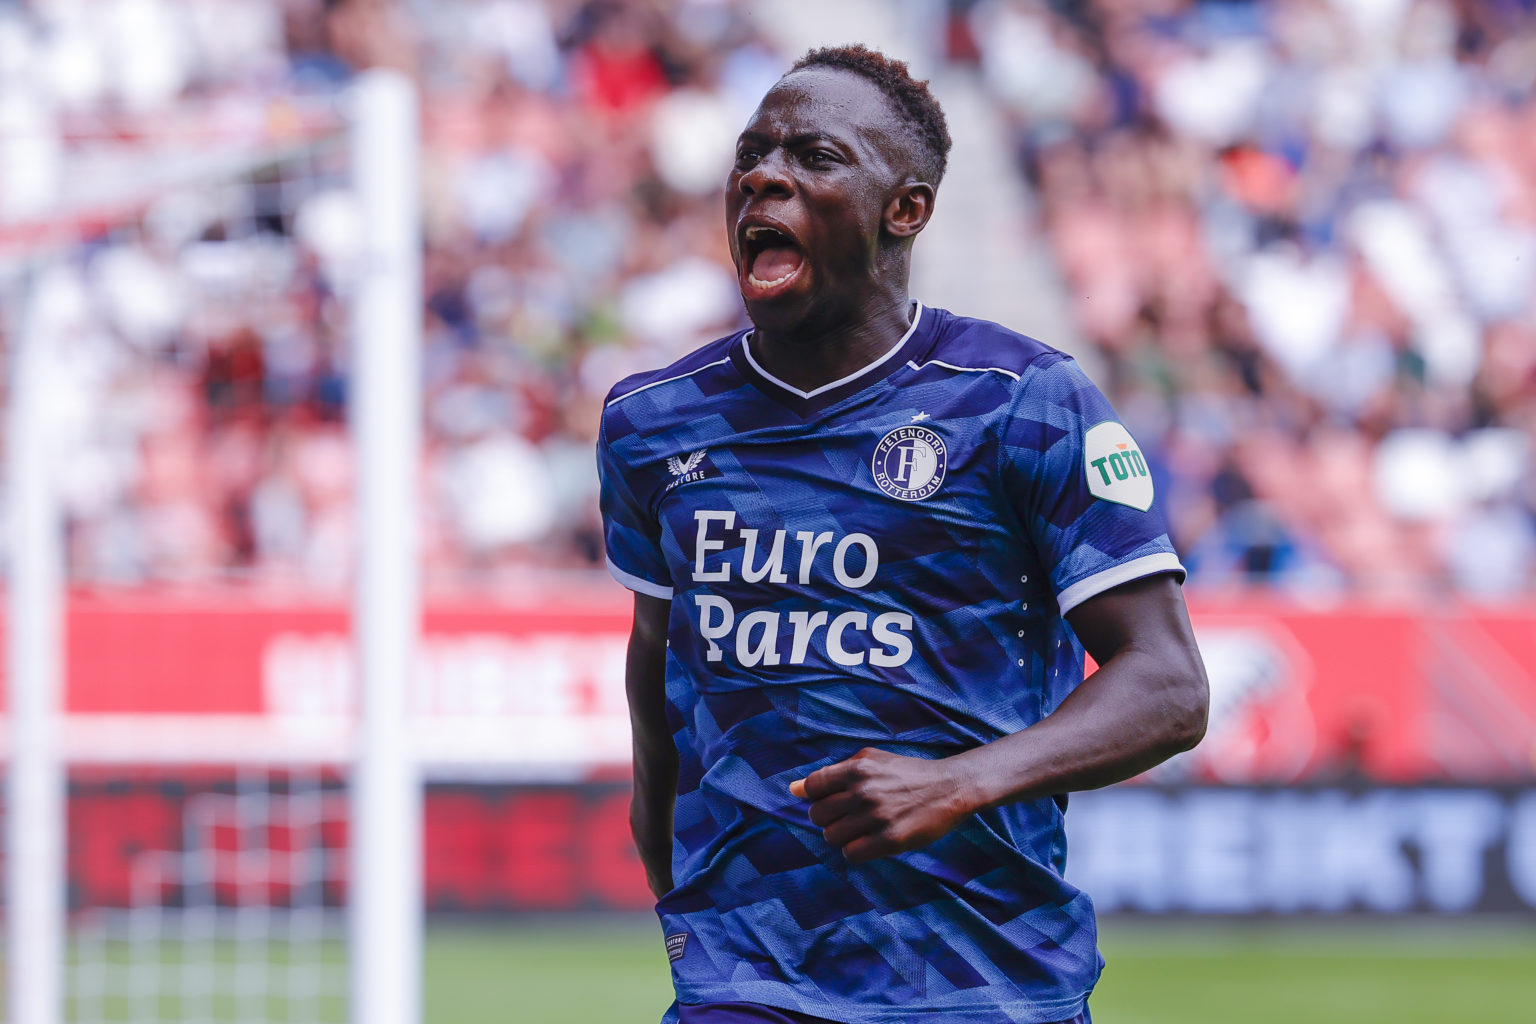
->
[[957, 0, 1536, 597], [2, 0, 1532, 596]]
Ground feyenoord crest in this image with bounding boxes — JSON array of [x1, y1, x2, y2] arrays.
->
[[872, 425, 947, 501]]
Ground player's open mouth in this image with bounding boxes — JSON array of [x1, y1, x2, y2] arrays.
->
[[740, 224, 807, 298]]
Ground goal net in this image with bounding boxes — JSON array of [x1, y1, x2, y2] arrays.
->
[[68, 770, 348, 1024], [2, 77, 420, 1024]]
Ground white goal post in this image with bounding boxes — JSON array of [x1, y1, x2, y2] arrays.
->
[[3, 69, 424, 1024], [7, 203, 69, 1024], [347, 69, 424, 1024]]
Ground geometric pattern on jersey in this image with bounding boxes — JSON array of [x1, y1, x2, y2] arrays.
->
[[599, 303, 1184, 1024]]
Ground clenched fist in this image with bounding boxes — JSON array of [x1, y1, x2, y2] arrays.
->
[[789, 748, 982, 863]]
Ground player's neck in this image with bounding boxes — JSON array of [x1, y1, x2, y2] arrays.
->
[[749, 294, 914, 394]]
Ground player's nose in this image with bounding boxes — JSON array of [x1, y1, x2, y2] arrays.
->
[[739, 151, 793, 198]]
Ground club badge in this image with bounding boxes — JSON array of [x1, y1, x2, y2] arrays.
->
[[872, 425, 947, 501]]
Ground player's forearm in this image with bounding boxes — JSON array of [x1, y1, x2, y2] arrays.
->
[[948, 645, 1207, 812], [628, 704, 678, 896], [630, 744, 679, 897], [624, 593, 676, 895]]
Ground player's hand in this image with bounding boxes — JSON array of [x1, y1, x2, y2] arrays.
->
[[789, 748, 981, 863]]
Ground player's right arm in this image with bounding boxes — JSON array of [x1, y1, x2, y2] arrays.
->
[[626, 592, 677, 899], [596, 396, 679, 899]]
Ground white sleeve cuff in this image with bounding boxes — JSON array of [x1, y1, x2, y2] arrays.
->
[[1055, 552, 1186, 616], [606, 557, 674, 600]]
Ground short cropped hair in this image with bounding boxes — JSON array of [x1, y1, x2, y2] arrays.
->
[[789, 44, 953, 186]]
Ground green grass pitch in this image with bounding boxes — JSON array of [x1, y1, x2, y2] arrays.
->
[[422, 918, 1536, 1024]]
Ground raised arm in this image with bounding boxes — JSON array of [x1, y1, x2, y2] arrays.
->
[[792, 574, 1207, 862], [625, 593, 678, 897]]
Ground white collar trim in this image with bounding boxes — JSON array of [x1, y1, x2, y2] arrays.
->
[[742, 301, 924, 400]]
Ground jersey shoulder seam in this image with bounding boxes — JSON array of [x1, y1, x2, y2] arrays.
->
[[604, 354, 732, 409], [603, 332, 743, 409], [917, 309, 1070, 378], [907, 346, 1066, 383]]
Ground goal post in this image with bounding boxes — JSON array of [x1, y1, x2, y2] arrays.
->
[[7, 254, 69, 1024], [2, 70, 425, 1024], [347, 68, 424, 1024]]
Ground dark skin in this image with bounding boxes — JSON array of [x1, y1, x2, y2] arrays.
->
[[725, 68, 935, 392], [626, 69, 1208, 894], [626, 592, 678, 896]]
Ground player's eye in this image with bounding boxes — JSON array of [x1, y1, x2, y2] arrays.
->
[[734, 149, 761, 170], [803, 149, 838, 166]]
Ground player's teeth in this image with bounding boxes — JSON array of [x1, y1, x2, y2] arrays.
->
[[747, 271, 795, 287]]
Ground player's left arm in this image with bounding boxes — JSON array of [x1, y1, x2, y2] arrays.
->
[[792, 572, 1207, 863]]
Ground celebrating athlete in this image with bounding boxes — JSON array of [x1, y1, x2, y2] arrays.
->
[[598, 44, 1208, 1024]]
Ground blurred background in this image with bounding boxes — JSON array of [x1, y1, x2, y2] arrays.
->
[[0, 0, 1533, 1022]]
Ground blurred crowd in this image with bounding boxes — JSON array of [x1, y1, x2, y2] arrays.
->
[[0, 0, 1532, 597], [960, 0, 1536, 596], [1, 0, 774, 588]]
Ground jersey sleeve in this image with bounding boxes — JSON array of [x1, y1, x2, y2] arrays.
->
[[1002, 355, 1185, 616], [596, 414, 674, 601]]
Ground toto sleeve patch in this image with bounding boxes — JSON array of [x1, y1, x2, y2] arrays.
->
[[1083, 421, 1154, 511]]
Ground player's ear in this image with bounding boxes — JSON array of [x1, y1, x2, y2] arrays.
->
[[884, 182, 935, 239]]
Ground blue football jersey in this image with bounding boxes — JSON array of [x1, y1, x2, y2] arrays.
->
[[599, 303, 1184, 1024]]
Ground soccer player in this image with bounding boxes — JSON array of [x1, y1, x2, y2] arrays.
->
[[598, 45, 1207, 1024]]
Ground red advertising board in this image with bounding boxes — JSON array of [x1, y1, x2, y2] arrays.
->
[[0, 587, 1533, 780], [21, 587, 1536, 918], [65, 773, 655, 913], [1170, 602, 1536, 783], [61, 773, 1536, 916]]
